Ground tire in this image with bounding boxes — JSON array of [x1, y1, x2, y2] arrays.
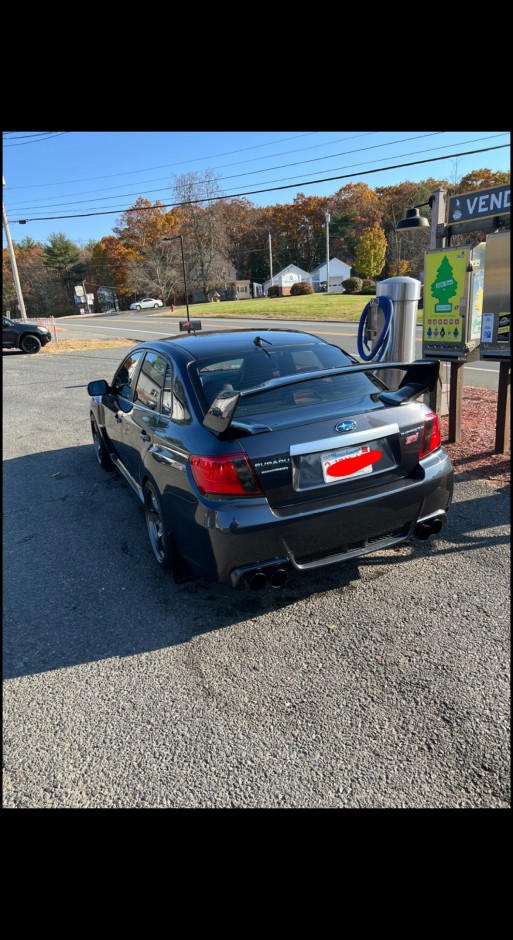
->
[[144, 480, 173, 569], [135, 304, 141, 310], [20, 333, 41, 354], [154, 303, 159, 309], [91, 417, 114, 471]]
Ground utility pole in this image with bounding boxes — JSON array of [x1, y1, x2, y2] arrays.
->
[[325, 211, 330, 294], [268, 231, 273, 292], [2, 177, 27, 319], [430, 188, 448, 250]]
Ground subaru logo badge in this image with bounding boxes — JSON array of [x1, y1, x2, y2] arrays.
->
[[336, 420, 357, 432]]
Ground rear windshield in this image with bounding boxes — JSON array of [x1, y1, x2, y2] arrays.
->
[[191, 343, 383, 416]]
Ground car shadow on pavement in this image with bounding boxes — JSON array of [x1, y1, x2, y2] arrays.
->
[[3, 446, 510, 680]]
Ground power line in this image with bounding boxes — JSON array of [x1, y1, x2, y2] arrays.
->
[[7, 133, 508, 214], [4, 132, 69, 147], [2, 131, 58, 140], [6, 132, 445, 211], [4, 132, 382, 205], [3, 131, 327, 188], [8, 143, 509, 224]]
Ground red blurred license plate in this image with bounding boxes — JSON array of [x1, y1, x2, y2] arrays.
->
[[321, 445, 382, 483]]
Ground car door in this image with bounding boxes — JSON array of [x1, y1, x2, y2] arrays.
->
[[102, 350, 144, 465], [120, 350, 168, 484], [3, 316, 18, 347]]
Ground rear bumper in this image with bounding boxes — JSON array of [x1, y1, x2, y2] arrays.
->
[[193, 450, 454, 583]]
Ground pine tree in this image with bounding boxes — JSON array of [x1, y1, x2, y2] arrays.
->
[[43, 233, 81, 272], [431, 255, 458, 306]]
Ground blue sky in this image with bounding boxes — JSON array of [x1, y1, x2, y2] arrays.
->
[[3, 130, 510, 247]]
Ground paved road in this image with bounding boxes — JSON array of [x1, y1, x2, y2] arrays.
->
[[55, 309, 501, 391], [2, 348, 510, 808]]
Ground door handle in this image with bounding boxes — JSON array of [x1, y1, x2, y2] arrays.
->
[[140, 430, 151, 441]]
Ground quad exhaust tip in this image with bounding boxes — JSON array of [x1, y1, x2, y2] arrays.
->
[[244, 566, 289, 590], [247, 571, 268, 591], [413, 513, 447, 541]]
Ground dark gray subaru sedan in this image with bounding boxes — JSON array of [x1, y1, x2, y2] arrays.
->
[[87, 326, 453, 589]]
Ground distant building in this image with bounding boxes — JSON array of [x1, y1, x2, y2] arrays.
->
[[310, 258, 351, 292], [223, 279, 251, 300], [263, 264, 312, 296]]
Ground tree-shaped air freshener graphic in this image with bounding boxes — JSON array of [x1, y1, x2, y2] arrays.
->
[[431, 255, 458, 311]]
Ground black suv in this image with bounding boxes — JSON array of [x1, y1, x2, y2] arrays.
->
[[2, 316, 53, 354]]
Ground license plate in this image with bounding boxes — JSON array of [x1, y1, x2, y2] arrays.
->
[[321, 445, 381, 483]]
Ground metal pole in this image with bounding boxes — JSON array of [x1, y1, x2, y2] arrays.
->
[[2, 179, 27, 320], [325, 212, 330, 294], [430, 187, 447, 250], [495, 361, 511, 454], [161, 235, 189, 318], [178, 235, 190, 319], [268, 231, 273, 291], [448, 361, 465, 443]]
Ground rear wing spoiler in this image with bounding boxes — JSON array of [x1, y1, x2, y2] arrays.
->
[[203, 359, 440, 435]]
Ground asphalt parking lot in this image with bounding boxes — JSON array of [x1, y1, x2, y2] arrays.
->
[[2, 347, 510, 808]]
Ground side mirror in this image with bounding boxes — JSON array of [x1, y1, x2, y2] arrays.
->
[[87, 379, 109, 396]]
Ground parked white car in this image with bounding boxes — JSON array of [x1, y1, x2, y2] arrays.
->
[[129, 298, 164, 310]]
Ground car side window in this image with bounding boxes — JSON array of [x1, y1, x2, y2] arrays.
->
[[135, 352, 167, 410], [112, 352, 143, 399], [162, 364, 191, 422]]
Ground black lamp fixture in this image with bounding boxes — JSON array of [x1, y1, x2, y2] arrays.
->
[[396, 200, 432, 231]]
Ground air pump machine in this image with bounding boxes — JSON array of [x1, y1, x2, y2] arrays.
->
[[357, 276, 421, 388]]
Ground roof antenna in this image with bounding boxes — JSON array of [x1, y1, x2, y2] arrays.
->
[[254, 335, 272, 356]]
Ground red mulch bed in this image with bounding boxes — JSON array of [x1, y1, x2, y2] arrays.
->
[[440, 387, 510, 488]]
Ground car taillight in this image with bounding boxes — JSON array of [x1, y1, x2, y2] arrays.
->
[[190, 453, 263, 497], [419, 412, 441, 458]]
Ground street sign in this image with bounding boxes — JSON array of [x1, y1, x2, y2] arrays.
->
[[448, 184, 510, 225]]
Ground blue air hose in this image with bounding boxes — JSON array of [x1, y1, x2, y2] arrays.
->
[[357, 296, 394, 362]]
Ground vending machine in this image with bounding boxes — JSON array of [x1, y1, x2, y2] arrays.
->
[[422, 243, 485, 361], [480, 231, 510, 361]]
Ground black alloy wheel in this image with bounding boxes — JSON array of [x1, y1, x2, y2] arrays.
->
[[20, 334, 41, 354], [91, 418, 114, 470], [144, 481, 172, 569]]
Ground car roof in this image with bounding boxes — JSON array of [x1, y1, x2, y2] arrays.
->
[[133, 328, 326, 361]]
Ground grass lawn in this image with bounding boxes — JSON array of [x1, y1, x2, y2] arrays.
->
[[166, 293, 368, 321], [165, 293, 424, 325]]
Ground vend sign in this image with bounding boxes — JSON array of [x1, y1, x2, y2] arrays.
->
[[448, 184, 510, 225]]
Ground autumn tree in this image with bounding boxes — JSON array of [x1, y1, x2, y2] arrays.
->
[[125, 242, 184, 306], [376, 179, 445, 278], [20, 245, 66, 315], [3, 240, 66, 316], [329, 183, 383, 265], [455, 168, 510, 193], [220, 198, 267, 281], [354, 224, 387, 279], [266, 194, 329, 273], [172, 171, 231, 298], [90, 236, 140, 301], [113, 197, 177, 253], [2, 248, 17, 312]]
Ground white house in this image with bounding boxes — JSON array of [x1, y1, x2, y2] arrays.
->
[[310, 258, 352, 292], [263, 263, 312, 296]]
